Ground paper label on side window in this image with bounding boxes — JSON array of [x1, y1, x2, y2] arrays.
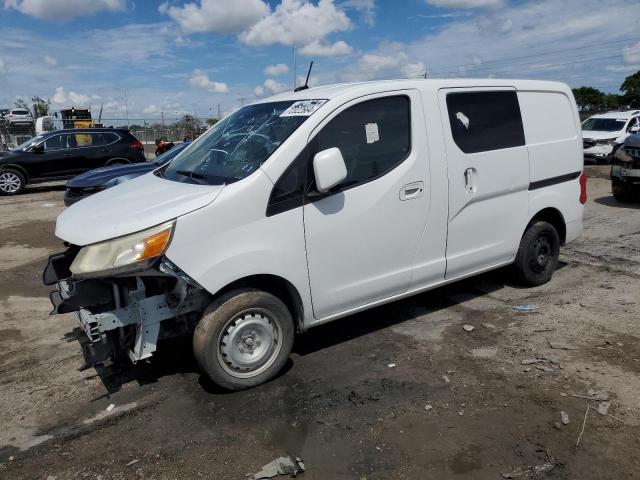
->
[[280, 99, 327, 117], [365, 123, 379, 144]]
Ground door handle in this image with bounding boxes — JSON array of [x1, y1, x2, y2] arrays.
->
[[400, 181, 424, 201], [63, 153, 73, 157], [464, 168, 477, 194]]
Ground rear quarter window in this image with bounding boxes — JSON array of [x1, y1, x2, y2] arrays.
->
[[517, 91, 578, 144], [446, 90, 525, 154]]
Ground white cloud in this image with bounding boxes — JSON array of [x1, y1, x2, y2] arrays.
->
[[4, 0, 126, 20], [143, 104, 161, 115], [160, 0, 269, 34], [623, 41, 640, 65], [240, 0, 351, 48], [254, 78, 288, 97], [43, 55, 57, 66], [342, 0, 375, 26], [425, 0, 504, 8], [52, 86, 89, 105], [264, 63, 289, 76], [189, 69, 229, 93], [0, 58, 7, 74], [402, 62, 426, 78], [299, 39, 352, 57]]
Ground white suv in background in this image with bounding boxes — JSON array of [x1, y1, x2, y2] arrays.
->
[[582, 110, 640, 162], [6, 108, 34, 125]]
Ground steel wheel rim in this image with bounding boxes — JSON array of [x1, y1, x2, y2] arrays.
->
[[217, 308, 283, 379], [0, 172, 21, 193], [530, 234, 552, 274]]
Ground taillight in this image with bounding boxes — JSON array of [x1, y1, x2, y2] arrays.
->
[[130, 139, 143, 150], [579, 173, 587, 204]]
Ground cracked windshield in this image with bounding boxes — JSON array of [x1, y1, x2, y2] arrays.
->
[[161, 101, 313, 185]]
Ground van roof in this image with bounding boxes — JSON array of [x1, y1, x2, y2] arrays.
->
[[258, 78, 572, 104], [588, 110, 640, 120]]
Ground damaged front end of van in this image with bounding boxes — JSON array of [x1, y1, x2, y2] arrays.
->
[[43, 221, 210, 369]]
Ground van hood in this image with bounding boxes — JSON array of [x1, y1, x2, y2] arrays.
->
[[56, 172, 224, 245]]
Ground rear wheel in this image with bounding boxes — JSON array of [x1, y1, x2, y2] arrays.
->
[[0, 168, 26, 195], [193, 289, 294, 391], [512, 221, 560, 286]]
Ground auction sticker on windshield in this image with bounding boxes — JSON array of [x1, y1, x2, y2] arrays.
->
[[280, 99, 327, 117]]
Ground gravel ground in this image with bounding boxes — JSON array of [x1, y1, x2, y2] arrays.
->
[[0, 171, 639, 479]]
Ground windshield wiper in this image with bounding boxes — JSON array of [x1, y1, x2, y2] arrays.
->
[[175, 170, 209, 184]]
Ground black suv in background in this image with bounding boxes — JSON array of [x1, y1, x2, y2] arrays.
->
[[0, 128, 146, 195]]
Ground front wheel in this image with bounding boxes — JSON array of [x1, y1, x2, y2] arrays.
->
[[512, 221, 560, 286], [193, 289, 294, 391], [0, 168, 26, 195]]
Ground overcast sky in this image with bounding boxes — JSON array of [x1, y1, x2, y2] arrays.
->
[[0, 0, 639, 121]]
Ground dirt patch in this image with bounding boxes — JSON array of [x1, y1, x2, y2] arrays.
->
[[1, 178, 640, 479], [1, 220, 59, 249]]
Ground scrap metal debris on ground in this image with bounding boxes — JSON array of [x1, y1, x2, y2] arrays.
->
[[246, 456, 305, 479], [512, 304, 536, 313]]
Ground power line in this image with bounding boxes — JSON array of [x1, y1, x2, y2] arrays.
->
[[426, 35, 640, 74]]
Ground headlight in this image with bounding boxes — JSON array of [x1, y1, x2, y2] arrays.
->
[[595, 138, 615, 146], [70, 221, 175, 277]]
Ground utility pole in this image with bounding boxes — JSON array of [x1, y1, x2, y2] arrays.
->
[[124, 90, 129, 128], [161, 111, 165, 127], [217, 103, 221, 119], [238, 97, 246, 107], [292, 45, 297, 89]]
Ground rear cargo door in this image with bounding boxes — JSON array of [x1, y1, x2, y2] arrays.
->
[[438, 88, 530, 279]]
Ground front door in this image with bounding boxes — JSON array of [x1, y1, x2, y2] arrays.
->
[[438, 88, 530, 279], [303, 91, 440, 320], [27, 133, 70, 179]]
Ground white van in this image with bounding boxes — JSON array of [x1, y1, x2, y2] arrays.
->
[[44, 79, 586, 390]]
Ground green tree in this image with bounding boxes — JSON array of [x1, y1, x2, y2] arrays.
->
[[621, 70, 640, 108], [206, 117, 219, 127], [572, 86, 605, 112], [14, 96, 50, 118], [603, 93, 621, 111]]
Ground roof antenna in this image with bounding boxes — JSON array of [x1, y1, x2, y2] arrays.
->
[[294, 61, 314, 92]]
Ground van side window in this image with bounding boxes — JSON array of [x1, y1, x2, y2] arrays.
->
[[266, 146, 310, 217], [446, 91, 525, 154], [315, 96, 411, 190]]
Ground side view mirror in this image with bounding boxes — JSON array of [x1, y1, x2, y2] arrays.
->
[[31, 143, 44, 153], [313, 147, 347, 194]]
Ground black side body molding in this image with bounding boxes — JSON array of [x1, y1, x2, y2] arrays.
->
[[529, 171, 581, 191]]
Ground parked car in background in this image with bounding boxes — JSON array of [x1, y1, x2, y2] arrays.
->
[[45, 79, 585, 390], [6, 108, 34, 125], [64, 141, 189, 206], [0, 128, 145, 195], [611, 133, 640, 202], [582, 110, 640, 163], [0, 108, 9, 119]]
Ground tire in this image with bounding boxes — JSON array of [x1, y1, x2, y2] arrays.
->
[[512, 221, 560, 287], [193, 289, 294, 391], [612, 179, 636, 203], [0, 168, 26, 195]]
